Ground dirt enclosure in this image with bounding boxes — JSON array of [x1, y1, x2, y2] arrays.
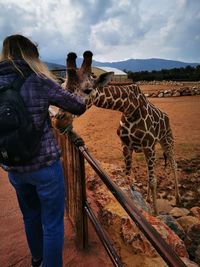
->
[[0, 83, 200, 266], [74, 93, 200, 210]]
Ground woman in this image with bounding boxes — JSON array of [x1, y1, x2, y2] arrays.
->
[[0, 34, 86, 267]]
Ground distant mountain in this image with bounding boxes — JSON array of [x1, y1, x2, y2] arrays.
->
[[44, 61, 65, 70], [45, 58, 199, 72], [92, 58, 199, 72]]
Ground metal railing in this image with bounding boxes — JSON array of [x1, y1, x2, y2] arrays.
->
[[53, 125, 186, 267]]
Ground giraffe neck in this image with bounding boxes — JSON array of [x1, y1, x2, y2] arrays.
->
[[87, 84, 147, 113]]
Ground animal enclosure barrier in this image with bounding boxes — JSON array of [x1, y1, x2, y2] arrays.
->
[[53, 126, 187, 267]]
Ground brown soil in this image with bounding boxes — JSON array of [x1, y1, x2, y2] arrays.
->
[[0, 85, 200, 266]]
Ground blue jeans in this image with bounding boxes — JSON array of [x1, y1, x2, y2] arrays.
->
[[8, 160, 65, 267]]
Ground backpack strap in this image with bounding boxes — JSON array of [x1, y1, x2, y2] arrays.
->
[[10, 70, 48, 132], [11, 70, 33, 92]]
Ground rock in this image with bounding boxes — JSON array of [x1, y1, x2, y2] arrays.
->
[[121, 216, 157, 256], [187, 223, 200, 240], [183, 190, 196, 202], [196, 89, 200, 95], [137, 182, 143, 188], [195, 245, 200, 265], [151, 93, 157, 97], [169, 207, 190, 218], [164, 92, 172, 97], [157, 199, 173, 213], [158, 92, 164, 97], [99, 206, 168, 266], [141, 211, 188, 258], [122, 186, 152, 213], [157, 214, 186, 240], [181, 257, 199, 267], [87, 175, 103, 190], [190, 207, 200, 220], [184, 224, 200, 259], [121, 214, 188, 258], [181, 88, 192, 96], [177, 216, 200, 233], [172, 91, 181, 96], [99, 205, 188, 259]]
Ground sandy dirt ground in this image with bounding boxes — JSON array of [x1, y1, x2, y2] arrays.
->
[[0, 85, 200, 266], [74, 94, 200, 208], [0, 166, 113, 267]]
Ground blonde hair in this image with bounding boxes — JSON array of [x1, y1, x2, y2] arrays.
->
[[0, 34, 58, 83]]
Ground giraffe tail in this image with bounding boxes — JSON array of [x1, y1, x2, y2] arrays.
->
[[163, 152, 167, 168]]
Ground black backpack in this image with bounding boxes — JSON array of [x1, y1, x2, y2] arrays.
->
[[0, 73, 44, 166]]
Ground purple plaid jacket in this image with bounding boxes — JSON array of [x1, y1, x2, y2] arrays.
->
[[0, 60, 86, 172]]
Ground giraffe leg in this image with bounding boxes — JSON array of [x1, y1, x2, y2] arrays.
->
[[160, 139, 181, 206], [143, 147, 158, 215], [146, 179, 151, 203], [122, 145, 133, 176], [169, 155, 181, 205], [164, 151, 181, 205]]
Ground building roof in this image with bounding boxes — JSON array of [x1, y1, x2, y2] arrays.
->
[[93, 66, 127, 75]]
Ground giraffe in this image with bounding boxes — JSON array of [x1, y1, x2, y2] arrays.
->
[[57, 51, 180, 215]]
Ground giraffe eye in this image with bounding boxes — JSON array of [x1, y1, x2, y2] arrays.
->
[[83, 89, 92, 94]]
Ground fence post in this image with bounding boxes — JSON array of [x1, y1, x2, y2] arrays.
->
[[58, 131, 88, 250]]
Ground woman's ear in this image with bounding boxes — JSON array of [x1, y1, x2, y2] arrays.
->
[[94, 72, 114, 87]]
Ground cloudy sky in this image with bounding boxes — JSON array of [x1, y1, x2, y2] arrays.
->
[[0, 0, 200, 64]]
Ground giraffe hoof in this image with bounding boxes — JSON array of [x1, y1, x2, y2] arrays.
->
[[153, 210, 158, 216], [124, 171, 131, 176], [175, 195, 181, 206]]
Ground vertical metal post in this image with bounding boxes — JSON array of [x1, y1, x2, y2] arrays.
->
[[78, 149, 88, 249]]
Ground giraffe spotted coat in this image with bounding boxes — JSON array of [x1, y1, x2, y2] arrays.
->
[[59, 51, 180, 215]]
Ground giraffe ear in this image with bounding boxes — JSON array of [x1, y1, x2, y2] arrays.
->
[[95, 72, 114, 87]]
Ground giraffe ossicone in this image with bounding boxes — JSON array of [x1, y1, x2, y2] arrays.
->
[[60, 50, 181, 215]]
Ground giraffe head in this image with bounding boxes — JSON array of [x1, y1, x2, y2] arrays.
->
[[64, 51, 114, 107]]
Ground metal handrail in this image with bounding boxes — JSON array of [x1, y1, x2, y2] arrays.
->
[[84, 201, 123, 267], [78, 145, 186, 267]]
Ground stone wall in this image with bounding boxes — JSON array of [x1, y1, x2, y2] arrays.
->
[[136, 80, 200, 98], [146, 87, 200, 98]]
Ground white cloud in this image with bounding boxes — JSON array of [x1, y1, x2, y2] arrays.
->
[[0, 0, 199, 63]]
